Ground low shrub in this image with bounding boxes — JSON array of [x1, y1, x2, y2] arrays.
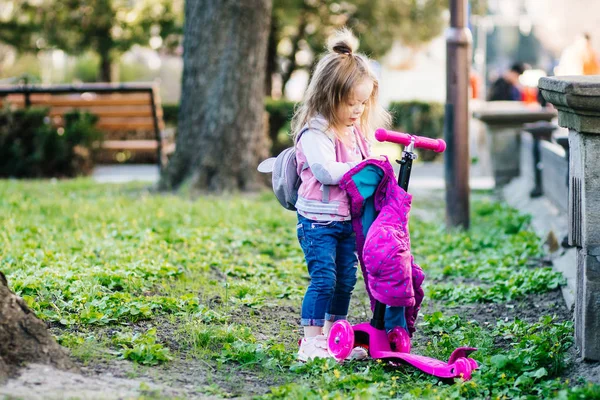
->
[[163, 100, 446, 159], [388, 101, 445, 161], [0, 106, 101, 178], [163, 99, 297, 155], [265, 98, 296, 155], [162, 103, 179, 126]]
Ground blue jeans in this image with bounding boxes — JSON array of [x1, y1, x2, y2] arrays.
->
[[385, 306, 408, 332], [297, 214, 358, 327]]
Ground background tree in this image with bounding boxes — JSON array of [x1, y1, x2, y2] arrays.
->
[[0, 0, 183, 82], [268, 0, 445, 97], [159, 0, 272, 192]]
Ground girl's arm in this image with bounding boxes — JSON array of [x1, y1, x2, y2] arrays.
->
[[300, 130, 359, 185]]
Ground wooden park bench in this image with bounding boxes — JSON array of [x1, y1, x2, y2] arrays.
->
[[0, 82, 174, 170]]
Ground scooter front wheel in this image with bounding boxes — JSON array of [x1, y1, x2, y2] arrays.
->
[[327, 320, 355, 361]]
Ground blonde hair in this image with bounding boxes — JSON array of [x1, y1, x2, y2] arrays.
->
[[291, 28, 391, 144]]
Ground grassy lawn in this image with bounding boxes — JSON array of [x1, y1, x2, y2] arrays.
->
[[1, 179, 599, 399]]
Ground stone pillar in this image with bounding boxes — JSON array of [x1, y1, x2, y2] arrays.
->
[[539, 76, 600, 361], [473, 102, 556, 186]]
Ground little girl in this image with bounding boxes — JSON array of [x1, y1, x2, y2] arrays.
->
[[291, 28, 391, 361]]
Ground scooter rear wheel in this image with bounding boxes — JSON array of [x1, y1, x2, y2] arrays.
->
[[388, 326, 411, 353], [327, 320, 354, 361]]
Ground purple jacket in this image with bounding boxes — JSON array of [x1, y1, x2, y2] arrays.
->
[[339, 157, 424, 334]]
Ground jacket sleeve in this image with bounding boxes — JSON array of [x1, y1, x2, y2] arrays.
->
[[299, 130, 360, 185], [405, 258, 425, 335]]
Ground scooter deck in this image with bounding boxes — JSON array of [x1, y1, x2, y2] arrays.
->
[[372, 347, 478, 379]]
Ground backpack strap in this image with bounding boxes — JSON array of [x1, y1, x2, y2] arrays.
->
[[320, 125, 364, 204], [295, 127, 311, 172], [294, 127, 311, 146], [297, 125, 332, 204], [322, 185, 330, 203], [354, 125, 369, 159]]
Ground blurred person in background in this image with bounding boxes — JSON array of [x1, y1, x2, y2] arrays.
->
[[582, 33, 600, 75], [469, 70, 481, 99], [487, 62, 527, 101], [556, 33, 600, 76]]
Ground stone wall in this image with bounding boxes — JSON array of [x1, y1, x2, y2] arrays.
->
[[539, 75, 600, 361], [540, 140, 568, 213]]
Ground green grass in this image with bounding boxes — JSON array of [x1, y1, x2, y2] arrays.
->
[[414, 200, 566, 304], [0, 179, 597, 399], [1, 180, 303, 325]]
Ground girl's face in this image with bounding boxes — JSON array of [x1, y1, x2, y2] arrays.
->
[[336, 78, 374, 128]]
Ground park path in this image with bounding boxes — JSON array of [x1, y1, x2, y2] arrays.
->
[[91, 161, 495, 189]]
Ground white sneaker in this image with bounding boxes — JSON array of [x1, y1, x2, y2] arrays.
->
[[349, 346, 369, 360], [297, 335, 332, 362]]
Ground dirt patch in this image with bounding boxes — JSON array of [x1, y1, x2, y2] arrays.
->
[[0, 363, 210, 400], [564, 356, 600, 386], [78, 313, 296, 399], [426, 289, 572, 327], [229, 303, 300, 345], [74, 356, 281, 399]]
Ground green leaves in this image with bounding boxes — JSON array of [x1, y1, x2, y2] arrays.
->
[[490, 354, 510, 369], [1, 180, 597, 398], [493, 316, 574, 377], [112, 328, 172, 366], [429, 267, 566, 304], [413, 200, 564, 305]]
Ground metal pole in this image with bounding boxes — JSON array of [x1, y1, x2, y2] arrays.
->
[[444, 0, 472, 229]]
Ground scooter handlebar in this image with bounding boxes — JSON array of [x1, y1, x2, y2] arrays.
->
[[375, 128, 446, 153]]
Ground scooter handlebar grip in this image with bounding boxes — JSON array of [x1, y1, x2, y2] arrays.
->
[[374, 128, 446, 153], [375, 128, 411, 146]]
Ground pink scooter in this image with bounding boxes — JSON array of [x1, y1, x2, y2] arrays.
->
[[327, 129, 478, 381]]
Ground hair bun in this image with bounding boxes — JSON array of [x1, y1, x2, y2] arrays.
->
[[327, 27, 359, 55], [332, 43, 352, 55]]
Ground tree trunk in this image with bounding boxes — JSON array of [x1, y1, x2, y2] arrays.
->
[[281, 10, 307, 94], [0, 272, 76, 383], [265, 13, 279, 97], [160, 0, 272, 192], [98, 51, 112, 82]]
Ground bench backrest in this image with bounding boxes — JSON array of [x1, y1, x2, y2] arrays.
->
[[1, 88, 164, 133]]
